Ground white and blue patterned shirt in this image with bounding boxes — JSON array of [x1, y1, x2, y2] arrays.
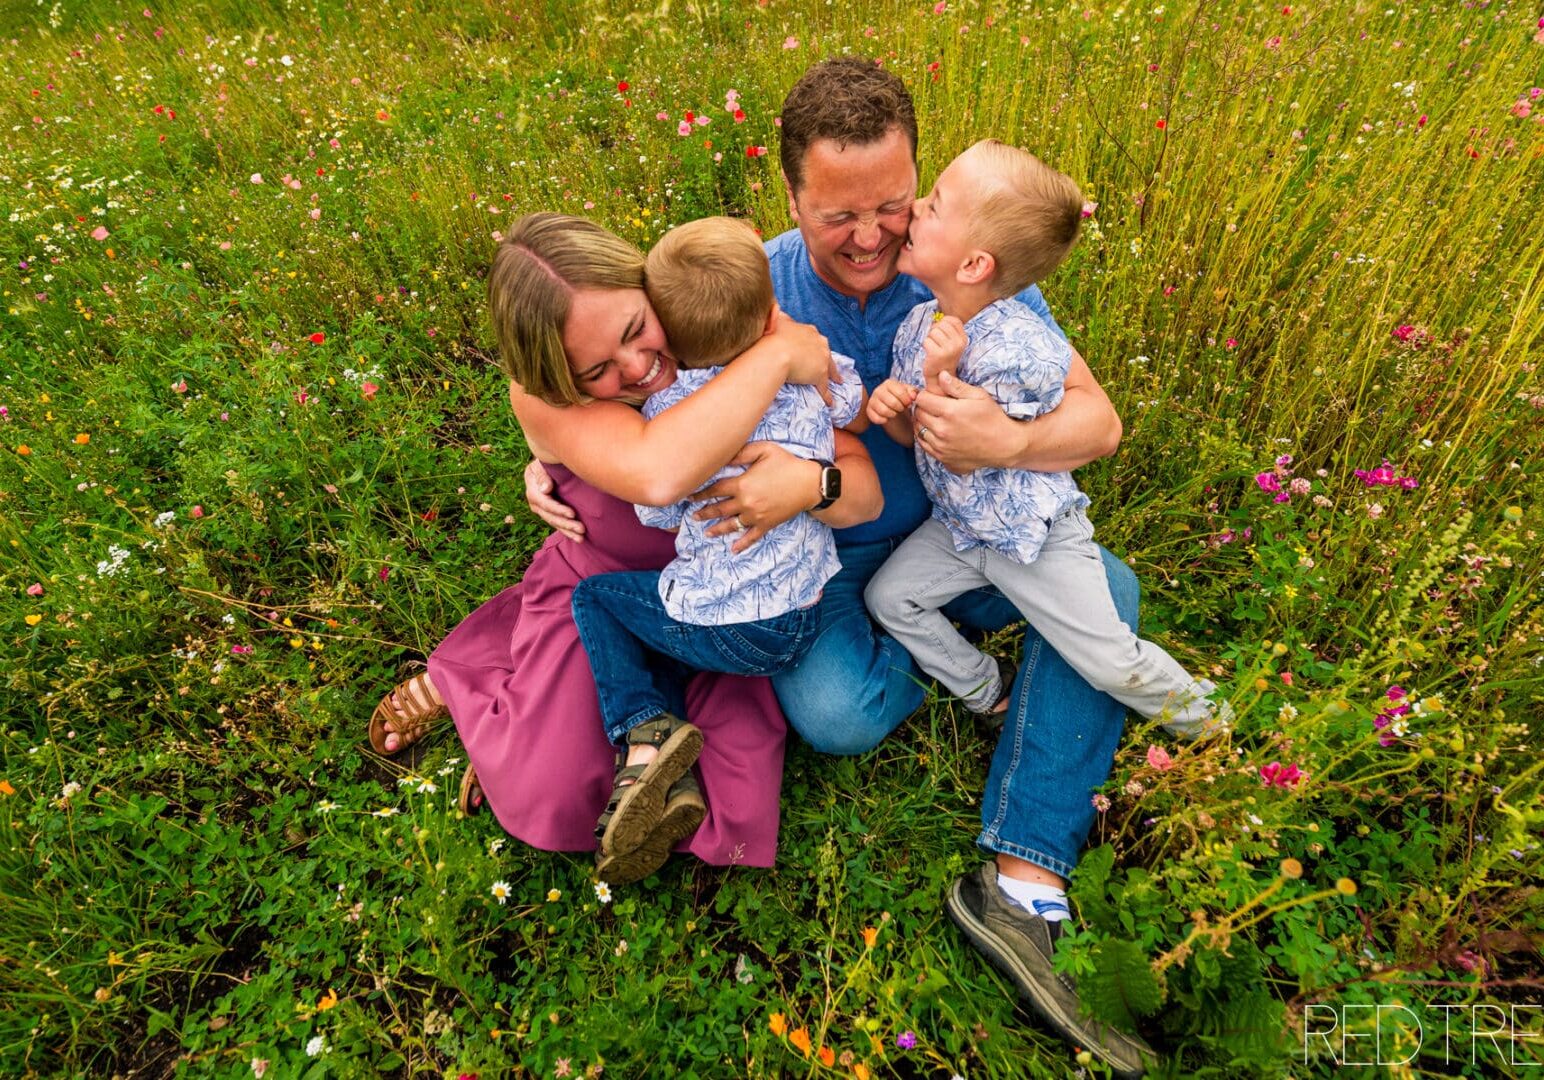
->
[[891, 299, 1089, 565], [636, 354, 864, 625]]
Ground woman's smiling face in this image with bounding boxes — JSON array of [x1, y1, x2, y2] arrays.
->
[[562, 287, 677, 401]]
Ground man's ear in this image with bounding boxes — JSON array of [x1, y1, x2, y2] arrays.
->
[[783, 172, 799, 221], [958, 250, 996, 287]]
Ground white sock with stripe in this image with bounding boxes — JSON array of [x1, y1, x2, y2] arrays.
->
[[996, 874, 1071, 922]]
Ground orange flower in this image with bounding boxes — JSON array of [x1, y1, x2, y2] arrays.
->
[[317, 988, 338, 1011], [818, 1046, 835, 1067], [16, 445, 31, 456], [789, 1028, 812, 1056], [74, 433, 90, 445], [768, 1012, 787, 1037], [0, 780, 15, 796], [854, 1065, 870, 1080], [862, 926, 878, 949]]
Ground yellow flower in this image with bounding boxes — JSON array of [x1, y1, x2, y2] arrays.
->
[[547, 889, 561, 902], [1280, 858, 1303, 880], [25, 614, 42, 626], [1336, 878, 1358, 896], [854, 1065, 870, 1080], [768, 1012, 787, 1037]]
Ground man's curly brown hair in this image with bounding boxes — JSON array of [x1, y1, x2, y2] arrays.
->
[[778, 57, 918, 193]]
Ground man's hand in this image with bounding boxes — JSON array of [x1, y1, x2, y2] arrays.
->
[[921, 315, 967, 393], [523, 459, 585, 542], [912, 371, 1024, 474], [689, 442, 818, 554], [866, 378, 918, 426]]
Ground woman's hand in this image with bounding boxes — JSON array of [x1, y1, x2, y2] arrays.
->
[[523, 459, 586, 542], [755, 309, 837, 403], [690, 442, 819, 554]]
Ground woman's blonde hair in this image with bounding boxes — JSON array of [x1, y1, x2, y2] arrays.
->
[[488, 213, 646, 405]]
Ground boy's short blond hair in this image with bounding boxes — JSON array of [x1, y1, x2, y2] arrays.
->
[[967, 140, 1084, 297], [645, 217, 774, 369]]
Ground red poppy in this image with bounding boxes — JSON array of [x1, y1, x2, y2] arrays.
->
[[617, 80, 629, 92], [309, 332, 326, 344]]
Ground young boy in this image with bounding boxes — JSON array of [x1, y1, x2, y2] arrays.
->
[[571, 216, 863, 883], [865, 140, 1228, 736]]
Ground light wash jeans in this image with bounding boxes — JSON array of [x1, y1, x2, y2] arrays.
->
[[771, 529, 1140, 881], [865, 512, 1218, 734]]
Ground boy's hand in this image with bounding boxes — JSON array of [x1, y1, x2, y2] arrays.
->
[[866, 378, 918, 426], [922, 315, 967, 393]]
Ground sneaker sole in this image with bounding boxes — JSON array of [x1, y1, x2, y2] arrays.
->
[[945, 880, 1145, 1080], [600, 724, 703, 858]]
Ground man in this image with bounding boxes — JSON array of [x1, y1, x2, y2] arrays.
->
[[525, 56, 1151, 1078]]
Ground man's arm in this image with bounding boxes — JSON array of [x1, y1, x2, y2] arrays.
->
[[912, 346, 1122, 474]]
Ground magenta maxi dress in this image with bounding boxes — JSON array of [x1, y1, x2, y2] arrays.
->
[[426, 463, 787, 867]]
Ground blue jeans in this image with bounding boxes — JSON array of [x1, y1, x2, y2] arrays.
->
[[572, 570, 821, 746], [771, 536, 1139, 882]]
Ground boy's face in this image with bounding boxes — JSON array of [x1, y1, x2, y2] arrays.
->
[[897, 146, 989, 293], [785, 126, 917, 302]]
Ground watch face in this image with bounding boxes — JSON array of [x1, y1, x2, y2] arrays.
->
[[822, 467, 841, 500]]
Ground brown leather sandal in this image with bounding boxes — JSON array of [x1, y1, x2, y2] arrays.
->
[[458, 765, 484, 816], [368, 671, 447, 756]]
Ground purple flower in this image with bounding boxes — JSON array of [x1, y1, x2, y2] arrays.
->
[[1255, 472, 1282, 493], [895, 1031, 917, 1051], [1273, 492, 1291, 504]]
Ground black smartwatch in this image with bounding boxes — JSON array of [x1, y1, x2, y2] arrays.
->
[[812, 458, 842, 511]]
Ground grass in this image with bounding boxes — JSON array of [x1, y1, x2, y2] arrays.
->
[[2, 0, 1541, 1076]]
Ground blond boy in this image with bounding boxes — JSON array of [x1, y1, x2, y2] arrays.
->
[[864, 141, 1226, 735]]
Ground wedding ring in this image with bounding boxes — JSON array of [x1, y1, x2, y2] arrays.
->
[[917, 425, 929, 441], [734, 514, 747, 531]]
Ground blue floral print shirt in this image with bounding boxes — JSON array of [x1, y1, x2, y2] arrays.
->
[[636, 354, 864, 625], [891, 298, 1090, 565]]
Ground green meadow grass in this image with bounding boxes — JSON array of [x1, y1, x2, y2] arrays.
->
[[2, 0, 1541, 1076]]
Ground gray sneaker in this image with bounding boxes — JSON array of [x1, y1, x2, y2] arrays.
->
[[946, 862, 1153, 1079]]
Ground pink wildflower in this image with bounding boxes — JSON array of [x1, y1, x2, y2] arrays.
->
[[27, 583, 44, 596], [1146, 745, 1174, 771], [1255, 472, 1282, 493], [190, 505, 204, 518], [1258, 761, 1305, 789]]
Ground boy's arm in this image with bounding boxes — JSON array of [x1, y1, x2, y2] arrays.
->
[[828, 353, 870, 434]]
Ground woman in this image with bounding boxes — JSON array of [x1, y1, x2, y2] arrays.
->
[[369, 212, 881, 883]]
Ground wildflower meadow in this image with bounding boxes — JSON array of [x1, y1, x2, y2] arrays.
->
[[3, 0, 1541, 1076]]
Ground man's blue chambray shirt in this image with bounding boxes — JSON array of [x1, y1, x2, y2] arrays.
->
[[636, 354, 864, 625], [764, 227, 1066, 545], [891, 298, 1090, 565]]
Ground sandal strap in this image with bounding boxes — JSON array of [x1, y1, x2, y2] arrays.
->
[[625, 713, 687, 749], [594, 762, 651, 841], [397, 673, 438, 719]]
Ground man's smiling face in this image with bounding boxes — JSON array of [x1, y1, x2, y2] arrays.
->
[[785, 125, 918, 303]]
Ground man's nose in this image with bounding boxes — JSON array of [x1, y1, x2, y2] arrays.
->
[[852, 215, 882, 249]]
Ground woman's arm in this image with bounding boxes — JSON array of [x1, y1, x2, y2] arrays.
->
[[692, 428, 881, 552], [910, 347, 1122, 474], [513, 315, 834, 506]]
